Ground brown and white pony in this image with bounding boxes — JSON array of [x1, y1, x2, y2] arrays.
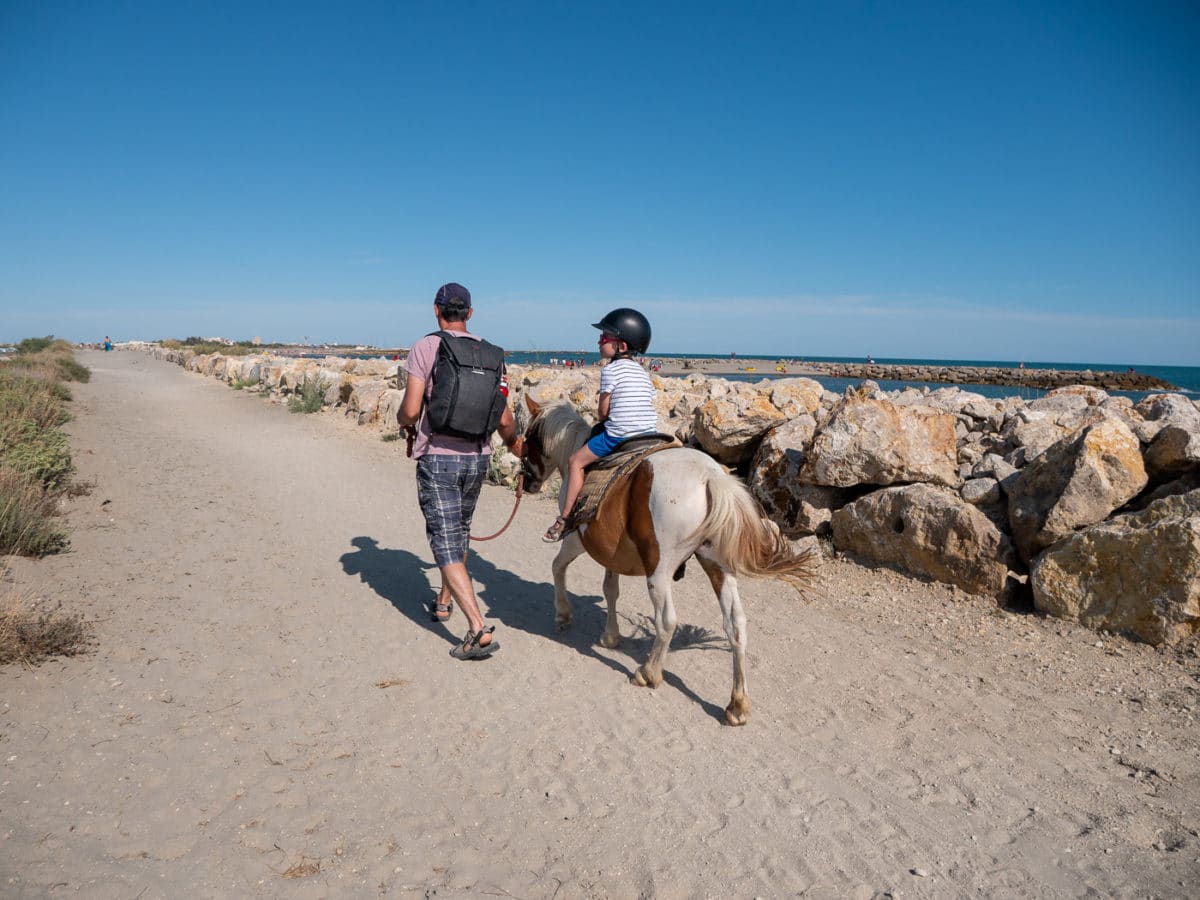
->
[[521, 397, 815, 725]]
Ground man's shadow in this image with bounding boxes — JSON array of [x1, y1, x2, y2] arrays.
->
[[340, 536, 651, 686]]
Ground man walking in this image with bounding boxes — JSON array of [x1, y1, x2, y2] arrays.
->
[[398, 282, 523, 660]]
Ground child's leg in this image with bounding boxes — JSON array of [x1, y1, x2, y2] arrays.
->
[[561, 444, 600, 517]]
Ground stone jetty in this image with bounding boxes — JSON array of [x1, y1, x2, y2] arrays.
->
[[799, 361, 1174, 392], [146, 344, 1200, 646]]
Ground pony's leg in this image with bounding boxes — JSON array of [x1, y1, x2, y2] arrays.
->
[[551, 531, 587, 632], [599, 568, 621, 649], [631, 568, 677, 689], [697, 554, 750, 726]]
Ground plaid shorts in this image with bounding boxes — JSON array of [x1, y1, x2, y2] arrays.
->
[[415, 453, 489, 567]]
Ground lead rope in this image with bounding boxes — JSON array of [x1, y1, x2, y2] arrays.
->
[[472, 436, 526, 541], [470, 474, 524, 542]]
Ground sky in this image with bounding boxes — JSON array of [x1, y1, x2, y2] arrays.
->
[[1, 1, 1197, 365]]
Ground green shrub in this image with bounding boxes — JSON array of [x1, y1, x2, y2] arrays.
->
[[0, 372, 69, 434], [0, 466, 68, 557], [288, 378, 326, 414], [0, 340, 86, 557], [16, 336, 55, 355], [52, 355, 91, 383], [2, 423, 72, 487]]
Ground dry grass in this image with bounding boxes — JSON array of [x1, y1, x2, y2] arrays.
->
[[0, 342, 88, 554], [0, 580, 92, 666], [0, 466, 68, 556], [280, 857, 321, 879]]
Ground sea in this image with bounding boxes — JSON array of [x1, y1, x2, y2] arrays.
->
[[499, 352, 1200, 404], [299, 348, 1199, 404]]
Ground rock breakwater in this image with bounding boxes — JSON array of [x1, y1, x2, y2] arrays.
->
[[801, 361, 1174, 392], [147, 345, 1200, 646]]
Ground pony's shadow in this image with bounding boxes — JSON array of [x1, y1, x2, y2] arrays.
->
[[339, 536, 629, 680]]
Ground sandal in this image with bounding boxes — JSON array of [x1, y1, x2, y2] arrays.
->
[[429, 599, 453, 623], [450, 626, 499, 660], [543, 515, 568, 543]]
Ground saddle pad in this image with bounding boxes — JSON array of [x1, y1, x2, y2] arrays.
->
[[587, 432, 680, 470], [568, 436, 682, 528]]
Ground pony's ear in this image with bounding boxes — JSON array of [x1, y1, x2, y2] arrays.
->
[[524, 394, 541, 416]]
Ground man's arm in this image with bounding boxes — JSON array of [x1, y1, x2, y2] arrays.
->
[[398, 375, 425, 427], [497, 405, 524, 456]]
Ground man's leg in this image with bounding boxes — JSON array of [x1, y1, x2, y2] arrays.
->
[[439, 560, 490, 647], [432, 551, 466, 620]]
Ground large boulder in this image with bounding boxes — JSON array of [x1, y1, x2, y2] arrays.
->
[[1133, 393, 1200, 444], [348, 379, 389, 424], [1007, 417, 1148, 563], [376, 388, 405, 429], [749, 414, 849, 534], [1145, 423, 1200, 479], [225, 357, 263, 385], [1031, 490, 1200, 645], [801, 396, 958, 488], [830, 483, 1014, 597], [692, 383, 793, 465]]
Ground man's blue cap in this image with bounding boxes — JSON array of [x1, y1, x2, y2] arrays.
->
[[434, 282, 471, 309]]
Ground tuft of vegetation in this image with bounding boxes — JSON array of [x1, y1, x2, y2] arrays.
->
[[2, 424, 72, 488], [288, 378, 326, 414], [0, 467, 69, 556], [9, 338, 90, 384], [164, 337, 258, 356], [0, 584, 92, 666], [16, 335, 55, 355], [0, 339, 87, 556]]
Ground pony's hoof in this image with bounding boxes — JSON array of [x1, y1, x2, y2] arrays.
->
[[555, 616, 572, 633], [631, 666, 660, 688], [600, 632, 620, 650], [725, 698, 751, 726]]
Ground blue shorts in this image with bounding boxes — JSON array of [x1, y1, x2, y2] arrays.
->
[[587, 429, 647, 458], [415, 453, 489, 566]]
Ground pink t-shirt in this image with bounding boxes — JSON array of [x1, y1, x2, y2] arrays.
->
[[403, 331, 504, 457]]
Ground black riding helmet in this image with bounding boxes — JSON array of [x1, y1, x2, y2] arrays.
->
[[591, 308, 651, 355]]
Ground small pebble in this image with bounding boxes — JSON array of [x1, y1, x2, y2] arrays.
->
[[911, 868, 929, 877]]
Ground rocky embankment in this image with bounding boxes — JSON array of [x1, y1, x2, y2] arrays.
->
[[800, 361, 1175, 392], [149, 346, 1200, 646]]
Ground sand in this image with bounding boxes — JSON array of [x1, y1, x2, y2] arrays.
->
[[2, 349, 1198, 898]]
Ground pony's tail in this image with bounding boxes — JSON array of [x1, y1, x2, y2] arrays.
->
[[691, 467, 817, 594]]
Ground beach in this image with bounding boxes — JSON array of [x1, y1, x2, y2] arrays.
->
[[3, 349, 1199, 897]]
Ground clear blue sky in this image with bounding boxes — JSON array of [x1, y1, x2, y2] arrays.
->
[[2, 1, 1197, 365]]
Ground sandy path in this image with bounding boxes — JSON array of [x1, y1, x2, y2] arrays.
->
[[2, 349, 1198, 898]]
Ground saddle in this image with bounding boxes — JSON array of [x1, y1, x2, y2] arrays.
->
[[567, 433, 681, 529]]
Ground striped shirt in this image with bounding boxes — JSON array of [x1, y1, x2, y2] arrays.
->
[[600, 358, 658, 438]]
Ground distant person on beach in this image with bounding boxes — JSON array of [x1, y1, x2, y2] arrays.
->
[[544, 308, 657, 542], [103, 336, 112, 351], [398, 282, 523, 660]]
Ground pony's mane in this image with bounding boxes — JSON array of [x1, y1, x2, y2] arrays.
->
[[537, 401, 594, 465]]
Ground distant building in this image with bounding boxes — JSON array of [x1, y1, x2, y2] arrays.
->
[[251, 336, 262, 346]]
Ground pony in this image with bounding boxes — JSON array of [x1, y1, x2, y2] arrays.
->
[[521, 396, 816, 725]]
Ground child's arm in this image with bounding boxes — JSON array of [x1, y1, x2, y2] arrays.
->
[[597, 392, 612, 422]]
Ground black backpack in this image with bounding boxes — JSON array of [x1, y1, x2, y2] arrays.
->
[[425, 331, 507, 442]]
